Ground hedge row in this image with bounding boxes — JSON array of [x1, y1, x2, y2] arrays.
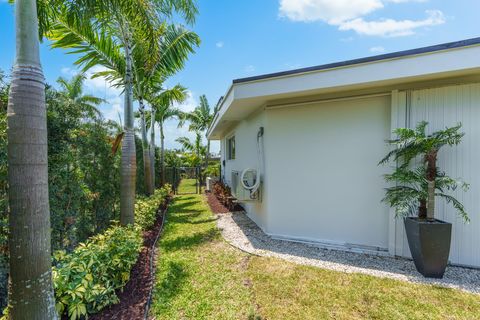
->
[[53, 186, 171, 319]]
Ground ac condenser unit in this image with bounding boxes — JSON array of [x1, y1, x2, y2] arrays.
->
[[231, 170, 261, 202]]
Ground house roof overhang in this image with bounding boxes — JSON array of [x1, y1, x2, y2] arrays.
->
[[207, 37, 480, 140]]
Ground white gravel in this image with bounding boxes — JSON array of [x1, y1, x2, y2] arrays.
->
[[216, 211, 480, 294]]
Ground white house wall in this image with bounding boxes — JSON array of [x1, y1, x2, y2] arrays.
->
[[393, 83, 480, 268], [221, 110, 269, 230], [264, 95, 392, 251]]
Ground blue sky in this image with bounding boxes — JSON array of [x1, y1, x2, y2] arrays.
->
[[1, 0, 479, 152]]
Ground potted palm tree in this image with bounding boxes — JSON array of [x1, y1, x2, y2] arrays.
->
[[379, 121, 469, 278]]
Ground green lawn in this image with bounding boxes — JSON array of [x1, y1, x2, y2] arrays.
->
[[176, 178, 201, 194], [150, 180, 480, 320]]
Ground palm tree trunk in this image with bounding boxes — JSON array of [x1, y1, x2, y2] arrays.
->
[[139, 99, 153, 195], [425, 151, 437, 220], [150, 107, 156, 189], [120, 29, 136, 225], [160, 121, 165, 186], [6, 0, 58, 318], [205, 137, 210, 168]]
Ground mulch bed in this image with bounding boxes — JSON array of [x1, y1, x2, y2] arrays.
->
[[205, 191, 243, 214], [90, 200, 169, 320]]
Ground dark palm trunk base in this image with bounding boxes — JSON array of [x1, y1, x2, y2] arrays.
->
[[89, 200, 169, 320]]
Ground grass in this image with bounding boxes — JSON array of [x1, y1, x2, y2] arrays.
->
[[150, 180, 480, 320], [176, 178, 201, 194]]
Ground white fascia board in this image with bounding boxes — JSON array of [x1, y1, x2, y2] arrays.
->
[[234, 46, 480, 99], [207, 84, 234, 140], [208, 45, 480, 139]]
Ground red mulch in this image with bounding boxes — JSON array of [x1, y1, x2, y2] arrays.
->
[[90, 200, 169, 320], [205, 191, 243, 214]]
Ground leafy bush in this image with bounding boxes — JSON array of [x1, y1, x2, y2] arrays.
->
[[53, 226, 142, 319], [135, 185, 171, 231], [53, 186, 171, 319], [203, 162, 220, 178]]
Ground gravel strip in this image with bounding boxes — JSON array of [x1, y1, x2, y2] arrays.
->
[[216, 211, 480, 294]]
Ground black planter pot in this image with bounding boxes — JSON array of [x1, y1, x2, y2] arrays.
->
[[404, 217, 452, 278]]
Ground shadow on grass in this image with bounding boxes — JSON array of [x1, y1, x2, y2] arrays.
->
[[154, 261, 188, 310], [168, 200, 199, 212], [161, 228, 219, 252], [167, 212, 218, 226]]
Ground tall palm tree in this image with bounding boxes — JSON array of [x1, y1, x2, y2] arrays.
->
[[48, 0, 199, 224], [57, 73, 104, 118], [179, 94, 213, 167], [147, 84, 188, 185], [132, 26, 199, 194], [6, 0, 58, 318]]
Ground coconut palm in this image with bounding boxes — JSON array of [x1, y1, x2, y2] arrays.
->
[[57, 73, 104, 118], [179, 94, 213, 167], [47, 0, 199, 224], [379, 121, 469, 221], [146, 84, 188, 185], [6, 0, 58, 318]]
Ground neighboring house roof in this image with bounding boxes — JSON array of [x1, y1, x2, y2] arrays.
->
[[208, 37, 480, 140]]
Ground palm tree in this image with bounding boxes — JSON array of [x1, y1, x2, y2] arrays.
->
[[176, 131, 206, 167], [179, 94, 213, 167], [147, 84, 188, 185], [6, 0, 58, 318], [379, 121, 469, 221], [57, 73, 104, 118], [48, 0, 199, 224]]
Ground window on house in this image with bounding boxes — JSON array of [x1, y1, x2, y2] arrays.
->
[[227, 136, 235, 160]]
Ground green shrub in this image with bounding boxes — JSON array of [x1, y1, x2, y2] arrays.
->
[[53, 226, 142, 319], [53, 186, 171, 319], [135, 185, 170, 230], [203, 163, 220, 178]]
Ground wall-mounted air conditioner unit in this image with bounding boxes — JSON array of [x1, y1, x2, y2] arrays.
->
[[231, 170, 261, 202]]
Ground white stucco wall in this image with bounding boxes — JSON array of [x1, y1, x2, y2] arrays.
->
[[264, 95, 392, 251], [218, 82, 480, 267], [221, 110, 269, 230]]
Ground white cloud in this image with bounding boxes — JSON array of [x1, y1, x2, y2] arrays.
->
[[339, 10, 445, 37], [83, 66, 123, 98], [244, 65, 256, 73], [61, 66, 124, 122], [387, 0, 427, 3], [279, 0, 384, 24], [159, 90, 198, 149], [174, 90, 197, 113], [370, 46, 386, 53], [61, 65, 122, 99], [101, 97, 123, 122], [216, 41, 224, 48], [279, 0, 445, 37]]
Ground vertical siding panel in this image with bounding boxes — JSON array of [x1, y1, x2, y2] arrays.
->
[[403, 83, 480, 267]]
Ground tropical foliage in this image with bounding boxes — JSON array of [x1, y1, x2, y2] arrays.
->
[[53, 226, 142, 319], [0, 71, 8, 311], [3, 0, 200, 316], [179, 94, 214, 167], [52, 186, 169, 319], [379, 121, 469, 221]]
